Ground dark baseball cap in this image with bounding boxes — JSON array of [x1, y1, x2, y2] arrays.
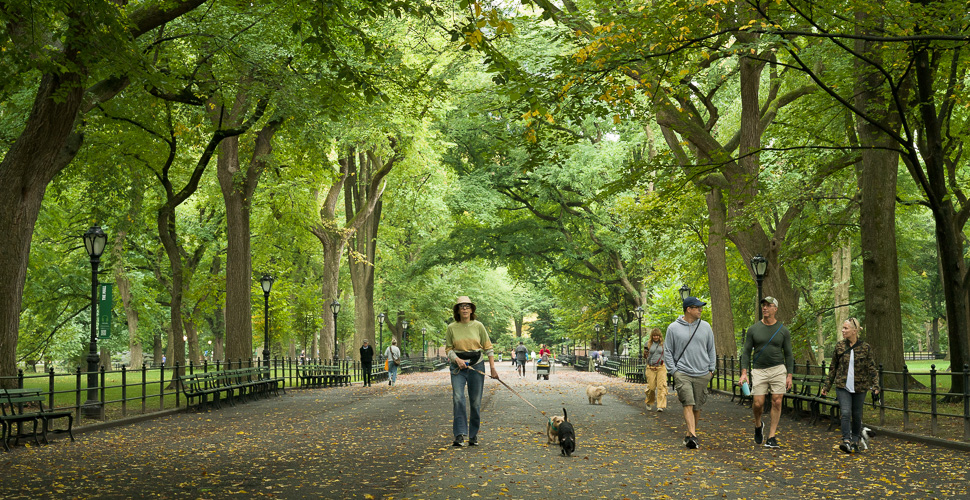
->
[[683, 296, 706, 308]]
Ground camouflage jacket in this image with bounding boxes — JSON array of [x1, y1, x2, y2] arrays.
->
[[825, 339, 879, 393]]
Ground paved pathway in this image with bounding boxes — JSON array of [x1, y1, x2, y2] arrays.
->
[[0, 362, 966, 499]]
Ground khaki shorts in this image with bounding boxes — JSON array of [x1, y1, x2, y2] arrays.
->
[[673, 371, 713, 407], [751, 364, 788, 395]]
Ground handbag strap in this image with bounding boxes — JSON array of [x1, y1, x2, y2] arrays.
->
[[752, 323, 784, 364]]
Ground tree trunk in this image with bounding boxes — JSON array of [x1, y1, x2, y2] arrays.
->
[[205, 255, 226, 362], [115, 268, 143, 368], [704, 188, 736, 356], [832, 242, 852, 345], [347, 151, 383, 361], [0, 73, 84, 387], [219, 135, 254, 362], [853, 9, 906, 387]]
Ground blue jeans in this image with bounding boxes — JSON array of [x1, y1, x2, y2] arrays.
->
[[388, 361, 398, 385], [836, 388, 866, 442], [450, 361, 485, 439]]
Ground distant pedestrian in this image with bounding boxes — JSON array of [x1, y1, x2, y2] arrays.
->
[[384, 339, 402, 386], [738, 296, 793, 449], [644, 328, 667, 412], [822, 318, 880, 454], [514, 341, 528, 377], [539, 344, 551, 360], [663, 296, 716, 449], [359, 339, 374, 387], [446, 296, 499, 447]]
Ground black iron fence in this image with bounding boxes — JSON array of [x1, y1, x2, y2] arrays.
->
[[0, 356, 429, 427]]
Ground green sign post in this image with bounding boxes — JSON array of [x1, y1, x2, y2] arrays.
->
[[98, 283, 112, 340]]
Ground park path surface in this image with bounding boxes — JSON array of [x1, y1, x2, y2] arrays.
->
[[0, 362, 966, 499]]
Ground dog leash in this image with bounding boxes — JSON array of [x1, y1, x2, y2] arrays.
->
[[468, 366, 547, 417]]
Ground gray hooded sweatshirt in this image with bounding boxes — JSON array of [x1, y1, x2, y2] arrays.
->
[[663, 316, 717, 377]]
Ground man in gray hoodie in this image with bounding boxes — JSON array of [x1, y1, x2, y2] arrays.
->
[[664, 296, 717, 449]]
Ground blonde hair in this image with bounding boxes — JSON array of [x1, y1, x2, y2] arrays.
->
[[645, 328, 663, 350], [844, 317, 862, 332]]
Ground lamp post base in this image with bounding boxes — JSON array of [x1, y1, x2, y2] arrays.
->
[[82, 400, 103, 419]]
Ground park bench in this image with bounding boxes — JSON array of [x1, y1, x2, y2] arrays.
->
[[181, 372, 226, 411], [784, 373, 839, 428], [1, 388, 74, 451], [595, 360, 620, 377], [625, 371, 646, 384], [296, 364, 351, 388], [182, 367, 284, 411]]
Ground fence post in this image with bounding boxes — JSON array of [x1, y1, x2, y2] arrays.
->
[[142, 363, 148, 414], [99, 365, 107, 420], [902, 365, 910, 431], [175, 361, 182, 409], [878, 364, 885, 426], [121, 365, 128, 417], [74, 366, 82, 420], [159, 362, 166, 410], [930, 364, 938, 436], [963, 364, 969, 441], [48, 367, 56, 410]]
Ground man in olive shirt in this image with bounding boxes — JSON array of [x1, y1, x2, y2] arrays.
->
[[738, 296, 793, 449]]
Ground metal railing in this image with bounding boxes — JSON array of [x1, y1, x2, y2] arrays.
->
[[0, 357, 370, 426]]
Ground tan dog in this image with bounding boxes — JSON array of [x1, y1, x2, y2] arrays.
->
[[547, 415, 565, 444], [586, 385, 606, 405]]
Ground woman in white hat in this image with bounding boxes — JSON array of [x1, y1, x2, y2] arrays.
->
[[446, 295, 499, 447]]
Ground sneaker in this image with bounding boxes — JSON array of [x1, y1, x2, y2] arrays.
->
[[754, 420, 764, 445], [657, 407, 665, 412], [452, 436, 464, 447], [685, 435, 699, 449], [468, 436, 478, 446], [839, 440, 852, 454], [764, 436, 780, 449]]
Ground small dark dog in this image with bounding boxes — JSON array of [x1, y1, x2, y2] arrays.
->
[[557, 408, 575, 457]]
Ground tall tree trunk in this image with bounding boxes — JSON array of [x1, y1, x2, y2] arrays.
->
[[853, 10, 906, 387], [205, 255, 226, 361], [705, 188, 736, 356], [347, 151, 383, 361], [832, 242, 852, 345]]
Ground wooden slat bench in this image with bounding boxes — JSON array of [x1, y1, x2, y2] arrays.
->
[[1, 388, 74, 451], [296, 364, 351, 388]]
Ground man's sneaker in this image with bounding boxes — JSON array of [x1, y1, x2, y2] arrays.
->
[[764, 436, 780, 449], [754, 420, 764, 444], [839, 440, 853, 454], [685, 435, 699, 449], [452, 436, 464, 447], [468, 436, 478, 446]]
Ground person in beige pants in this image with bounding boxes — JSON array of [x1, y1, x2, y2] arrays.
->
[[643, 328, 667, 412]]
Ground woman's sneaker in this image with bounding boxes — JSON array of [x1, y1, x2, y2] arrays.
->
[[839, 440, 853, 454], [764, 436, 780, 449]]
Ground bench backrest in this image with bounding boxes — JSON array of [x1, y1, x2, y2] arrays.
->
[[1, 389, 44, 416]]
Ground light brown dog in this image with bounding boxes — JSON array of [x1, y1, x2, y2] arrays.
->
[[547, 415, 565, 444], [586, 385, 606, 405]]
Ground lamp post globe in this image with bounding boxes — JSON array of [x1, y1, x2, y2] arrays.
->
[[750, 254, 768, 319], [679, 284, 691, 301], [377, 312, 386, 358], [82, 225, 107, 419], [611, 315, 620, 358], [595, 324, 602, 352], [401, 320, 409, 358], [260, 274, 274, 368], [330, 299, 341, 363]]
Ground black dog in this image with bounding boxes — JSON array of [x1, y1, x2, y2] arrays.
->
[[557, 408, 575, 457]]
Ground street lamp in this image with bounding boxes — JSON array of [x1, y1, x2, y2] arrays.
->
[[679, 284, 691, 301], [260, 274, 274, 368], [82, 225, 107, 419], [750, 254, 768, 319], [330, 299, 340, 363], [611, 314, 620, 358], [594, 324, 601, 352], [402, 320, 409, 358], [377, 312, 386, 358], [634, 306, 644, 357], [421, 328, 427, 361]]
